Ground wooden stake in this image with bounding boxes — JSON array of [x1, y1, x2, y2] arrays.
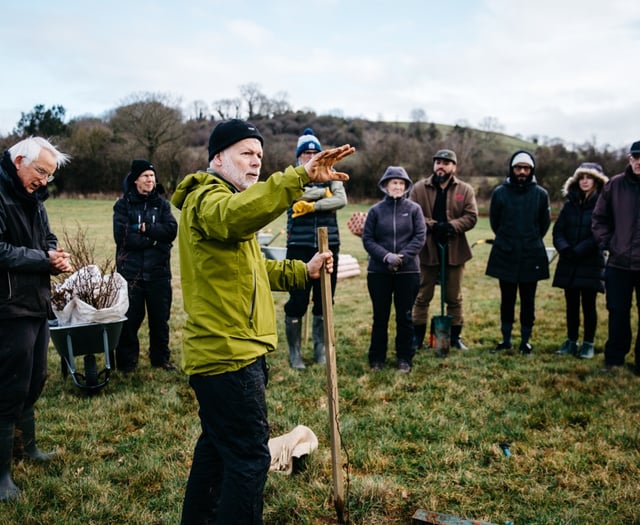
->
[[317, 227, 345, 523]]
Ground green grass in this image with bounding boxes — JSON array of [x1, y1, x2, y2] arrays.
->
[[1, 197, 638, 524]]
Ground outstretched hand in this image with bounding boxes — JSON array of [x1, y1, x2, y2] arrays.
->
[[304, 144, 355, 183]]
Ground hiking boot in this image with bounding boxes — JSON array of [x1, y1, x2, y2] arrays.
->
[[555, 339, 578, 355], [491, 341, 512, 354], [578, 342, 594, 359], [370, 362, 383, 372], [452, 338, 469, 350], [397, 360, 411, 373], [519, 342, 533, 355]]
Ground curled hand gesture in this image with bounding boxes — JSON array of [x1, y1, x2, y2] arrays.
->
[[304, 144, 355, 183]]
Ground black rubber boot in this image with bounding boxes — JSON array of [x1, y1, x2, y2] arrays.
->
[[18, 407, 55, 462], [451, 325, 469, 350], [312, 315, 326, 365], [412, 324, 427, 351], [0, 422, 20, 502], [285, 316, 305, 370]]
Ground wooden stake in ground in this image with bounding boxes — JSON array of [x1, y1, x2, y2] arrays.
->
[[317, 227, 345, 524]]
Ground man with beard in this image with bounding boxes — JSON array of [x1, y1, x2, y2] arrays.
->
[[410, 149, 478, 352], [592, 140, 640, 373], [171, 119, 354, 524], [486, 150, 551, 355]]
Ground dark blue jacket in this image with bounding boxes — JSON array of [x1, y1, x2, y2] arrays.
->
[[486, 172, 551, 283], [362, 169, 426, 274], [113, 183, 177, 282]]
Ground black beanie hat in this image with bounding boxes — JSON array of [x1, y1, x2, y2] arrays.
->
[[208, 119, 264, 161], [126, 159, 156, 189]]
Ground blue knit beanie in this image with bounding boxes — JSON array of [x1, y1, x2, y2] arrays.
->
[[295, 128, 322, 158]]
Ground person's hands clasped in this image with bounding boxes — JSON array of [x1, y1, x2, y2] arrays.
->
[[306, 251, 334, 279], [384, 253, 403, 271], [304, 145, 355, 183], [48, 248, 73, 274]]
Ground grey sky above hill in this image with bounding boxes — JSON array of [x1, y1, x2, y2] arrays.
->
[[3, 0, 637, 150]]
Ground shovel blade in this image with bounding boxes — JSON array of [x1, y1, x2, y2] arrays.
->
[[432, 315, 452, 357]]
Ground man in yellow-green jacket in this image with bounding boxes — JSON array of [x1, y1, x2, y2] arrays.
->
[[170, 118, 354, 525]]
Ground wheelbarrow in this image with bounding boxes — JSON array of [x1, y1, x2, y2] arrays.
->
[[49, 318, 126, 392]]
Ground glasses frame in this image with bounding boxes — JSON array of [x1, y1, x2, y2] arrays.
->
[[30, 161, 55, 183]]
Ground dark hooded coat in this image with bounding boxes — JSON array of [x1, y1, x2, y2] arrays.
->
[[552, 165, 608, 291], [486, 150, 551, 283], [113, 175, 177, 282]]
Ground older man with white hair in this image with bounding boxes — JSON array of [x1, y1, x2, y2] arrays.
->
[[0, 136, 73, 502]]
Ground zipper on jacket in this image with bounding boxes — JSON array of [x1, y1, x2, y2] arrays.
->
[[248, 268, 257, 328]]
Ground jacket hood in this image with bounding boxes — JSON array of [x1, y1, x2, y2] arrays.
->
[[561, 163, 609, 196], [171, 171, 218, 210], [377, 166, 413, 196]]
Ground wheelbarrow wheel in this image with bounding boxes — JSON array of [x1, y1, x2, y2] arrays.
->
[[84, 354, 98, 387]]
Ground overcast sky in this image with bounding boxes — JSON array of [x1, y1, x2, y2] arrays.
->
[[3, 0, 638, 150]]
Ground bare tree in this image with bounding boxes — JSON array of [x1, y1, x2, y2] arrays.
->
[[478, 116, 504, 134], [239, 83, 265, 119], [212, 98, 242, 120], [109, 92, 184, 162], [410, 108, 427, 123], [271, 91, 291, 116], [188, 100, 210, 121]]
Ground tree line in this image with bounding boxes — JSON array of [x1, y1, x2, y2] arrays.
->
[[0, 89, 631, 203]]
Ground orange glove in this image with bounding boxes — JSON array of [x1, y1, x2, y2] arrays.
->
[[292, 201, 315, 218]]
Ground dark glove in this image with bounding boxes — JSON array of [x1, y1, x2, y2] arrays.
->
[[446, 223, 456, 239], [384, 253, 403, 271], [433, 222, 449, 244]]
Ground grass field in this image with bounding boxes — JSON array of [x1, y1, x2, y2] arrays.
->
[[1, 197, 639, 525]]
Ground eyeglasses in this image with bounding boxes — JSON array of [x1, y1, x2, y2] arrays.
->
[[630, 153, 640, 161], [31, 162, 55, 183]]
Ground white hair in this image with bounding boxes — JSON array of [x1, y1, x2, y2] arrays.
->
[[8, 136, 71, 167]]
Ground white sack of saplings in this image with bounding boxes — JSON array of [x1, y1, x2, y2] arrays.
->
[[52, 265, 129, 326]]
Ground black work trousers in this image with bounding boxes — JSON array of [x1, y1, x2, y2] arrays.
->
[[181, 358, 270, 525], [367, 272, 420, 366], [0, 317, 48, 422], [116, 278, 172, 370], [603, 267, 640, 367]]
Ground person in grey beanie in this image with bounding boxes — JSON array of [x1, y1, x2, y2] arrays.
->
[[486, 150, 551, 355], [362, 166, 425, 372]]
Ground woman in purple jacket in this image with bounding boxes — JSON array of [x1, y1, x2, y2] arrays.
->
[[362, 166, 426, 373]]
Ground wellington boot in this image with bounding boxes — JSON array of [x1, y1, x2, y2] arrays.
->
[[411, 324, 427, 351], [0, 423, 20, 502], [312, 315, 326, 365], [451, 325, 469, 350], [18, 407, 55, 462], [285, 316, 305, 370]]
